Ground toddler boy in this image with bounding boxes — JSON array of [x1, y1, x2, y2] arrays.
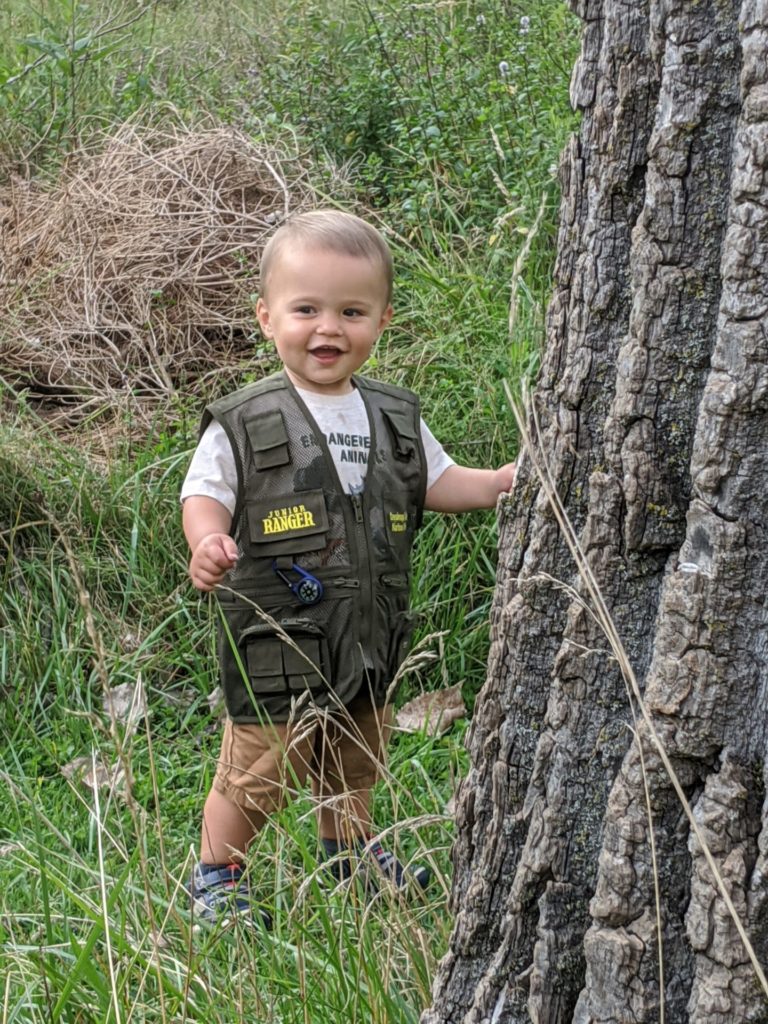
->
[[181, 209, 515, 925]]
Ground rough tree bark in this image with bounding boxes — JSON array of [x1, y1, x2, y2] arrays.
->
[[424, 1, 768, 1022]]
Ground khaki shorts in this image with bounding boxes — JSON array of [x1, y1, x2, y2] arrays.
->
[[213, 694, 394, 815]]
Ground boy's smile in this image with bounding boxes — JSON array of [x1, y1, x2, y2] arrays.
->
[[256, 246, 393, 395]]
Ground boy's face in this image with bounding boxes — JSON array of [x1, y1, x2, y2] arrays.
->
[[256, 245, 393, 395]]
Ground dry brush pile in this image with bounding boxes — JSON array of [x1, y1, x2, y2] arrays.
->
[[0, 123, 339, 424]]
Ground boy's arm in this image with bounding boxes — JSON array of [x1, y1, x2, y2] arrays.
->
[[424, 462, 516, 513], [183, 495, 239, 591]]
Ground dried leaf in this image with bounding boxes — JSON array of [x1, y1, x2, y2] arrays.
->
[[396, 684, 466, 736], [207, 685, 225, 715], [149, 927, 170, 949], [61, 754, 127, 796], [121, 631, 141, 653], [103, 679, 147, 732], [158, 686, 198, 710]]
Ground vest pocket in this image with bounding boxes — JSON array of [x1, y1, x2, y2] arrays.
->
[[239, 620, 329, 697], [245, 489, 329, 558], [387, 609, 417, 680], [382, 493, 419, 553], [382, 407, 418, 461], [217, 585, 366, 717], [244, 409, 290, 469]]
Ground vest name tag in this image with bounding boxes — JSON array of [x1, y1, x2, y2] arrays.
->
[[263, 506, 316, 535], [247, 488, 330, 548]]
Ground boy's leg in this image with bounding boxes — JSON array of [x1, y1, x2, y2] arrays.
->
[[311, 693, 430, 891], [192, 716, 317, 925], [310, 694, 393, 846], [202, 716, 318, 859], [200, 787, 262, 865], [316, 790, 371, 846]]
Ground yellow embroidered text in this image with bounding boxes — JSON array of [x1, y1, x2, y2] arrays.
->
[[262, 505, 316, 535], [389, 512, 408, 533]]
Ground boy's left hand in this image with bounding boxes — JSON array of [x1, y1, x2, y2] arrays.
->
[[425, 461, 517, 512], [494, 462, 516, 495]]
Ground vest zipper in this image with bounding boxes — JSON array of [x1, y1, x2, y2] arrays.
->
[[283, 377, 379, 678], [350, 491, 376, 668], [219, 576, 360, 601], [380, 573, 408, 589]]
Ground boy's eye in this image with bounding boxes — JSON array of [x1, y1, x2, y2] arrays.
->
[[295, 305, 315, 315], [343, 308, 364, 318]]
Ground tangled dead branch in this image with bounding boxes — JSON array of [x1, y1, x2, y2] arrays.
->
[[0, 123, 340, 424]]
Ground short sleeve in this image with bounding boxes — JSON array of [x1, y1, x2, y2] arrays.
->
[[420, 418, 455, 490], [180, 421, 238, 515]]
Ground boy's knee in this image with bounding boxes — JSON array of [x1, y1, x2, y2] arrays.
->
[[213, 719, 312, 815]]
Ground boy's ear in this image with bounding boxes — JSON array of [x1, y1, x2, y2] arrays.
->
[[378, 304, 394, 333], [255, 297, 273, 337]]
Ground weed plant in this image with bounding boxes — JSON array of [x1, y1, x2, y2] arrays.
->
[[1, 1, 576, 239], [0, 0, 579, 1019]]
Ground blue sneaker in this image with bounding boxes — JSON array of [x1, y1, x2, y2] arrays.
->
[[319, 837, 431, 894], [364, 837, 431, 891], [189, 863, 272, 930], [319, 838, 356, 883]]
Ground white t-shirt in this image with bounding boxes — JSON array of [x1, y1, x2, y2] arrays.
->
[[181, 385, 454, 514]]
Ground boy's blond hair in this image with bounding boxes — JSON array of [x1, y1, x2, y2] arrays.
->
[[259, 209, 394, 303]]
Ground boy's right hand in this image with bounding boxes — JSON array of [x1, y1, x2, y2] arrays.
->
[[188, 533, 239, 591]]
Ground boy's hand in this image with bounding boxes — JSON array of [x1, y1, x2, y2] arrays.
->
[[494, 462, 516, 495], [189, 533, 239, 591], [425, 461, 517, 512]]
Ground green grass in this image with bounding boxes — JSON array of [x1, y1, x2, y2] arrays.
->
[[0, 404, 469, 1023], [1, 725, 458, 1023], [0, 0, 580, 1018]]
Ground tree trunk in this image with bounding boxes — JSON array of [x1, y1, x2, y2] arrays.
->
[[424, 1, 768, 1021]]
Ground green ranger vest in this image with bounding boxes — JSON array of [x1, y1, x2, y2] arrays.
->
[[203, 371, 427, 723]]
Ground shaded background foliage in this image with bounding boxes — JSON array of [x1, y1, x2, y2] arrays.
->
[[0, 3, 581, 1021]]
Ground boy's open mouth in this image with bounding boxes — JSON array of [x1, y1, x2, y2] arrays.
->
[[310, 345, 343, 359]]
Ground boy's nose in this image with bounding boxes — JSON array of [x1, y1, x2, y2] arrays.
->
[[316, 312, 342, 335]]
